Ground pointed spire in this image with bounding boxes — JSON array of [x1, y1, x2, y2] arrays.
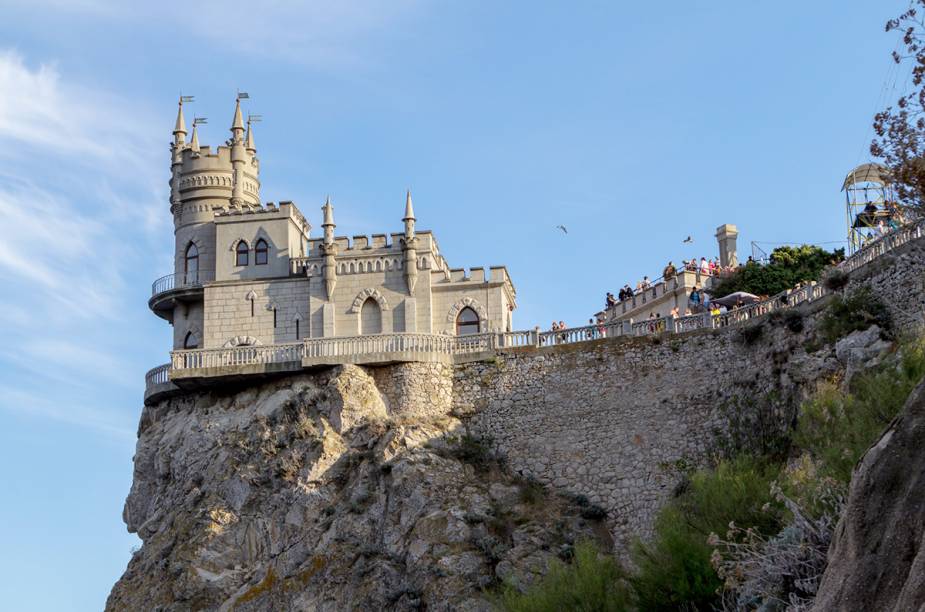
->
[[189, 122, 200, 153], [230, 98, 245, 141], [322, 196, 335, 227], [173, 97, 187, 144], [403, 189, 415, 221], [245, 118, 256, 153]]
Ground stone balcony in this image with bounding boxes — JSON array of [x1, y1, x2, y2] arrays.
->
[[602, 270, 717, 322], [148, 271, 215, 321]]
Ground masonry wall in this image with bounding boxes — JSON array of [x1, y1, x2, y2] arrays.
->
[[203, 279, 310, 348], [448, 241, 925, 549]]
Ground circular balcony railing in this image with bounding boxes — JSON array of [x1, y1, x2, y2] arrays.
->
[[151, 270, 214, 298]]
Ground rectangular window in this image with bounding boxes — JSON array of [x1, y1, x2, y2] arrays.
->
[[296, 319, 300, 339], [273, 308, 277, 328]]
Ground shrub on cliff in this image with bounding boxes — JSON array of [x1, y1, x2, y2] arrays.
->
[[494, 540, 631, 612], [630, 457, 783, 610], [817, 286, 892, 345], [795, 338, 925, 483], [712, 245, 844, 299]]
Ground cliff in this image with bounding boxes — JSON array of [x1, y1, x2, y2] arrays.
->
[[107, 365, 608, 611], [812, 379, 925, 610]]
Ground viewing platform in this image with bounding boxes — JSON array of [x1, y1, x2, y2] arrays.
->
[[148, 271, 215, 320], [143, 218, 925, 406]]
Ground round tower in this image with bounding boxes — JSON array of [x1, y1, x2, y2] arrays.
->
[[168, 97, 262, 277]]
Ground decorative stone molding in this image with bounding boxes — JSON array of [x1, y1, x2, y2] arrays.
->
[[446, 297, 487, 323], [223, 335, 261, 347], [245, 290, 258, 301], [230, 238, 250, 252], [349, 288, 390, 313]]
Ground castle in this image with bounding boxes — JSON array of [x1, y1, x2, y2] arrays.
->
[[150, 97, 517, 352]]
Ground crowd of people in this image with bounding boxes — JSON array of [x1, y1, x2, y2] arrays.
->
[[604, 256, 738, 311]]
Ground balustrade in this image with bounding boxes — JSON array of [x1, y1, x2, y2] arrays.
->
[[151, 270, 215, 297]]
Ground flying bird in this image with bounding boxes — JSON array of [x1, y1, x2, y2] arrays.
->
[[683, 235, 692, 243], [556, 225, 568, 235]]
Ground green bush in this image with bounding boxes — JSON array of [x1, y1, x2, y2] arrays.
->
[[817, 286, 892, 344], [795, 339, 925, 483], [631, 457, 783, 610], [712, 245, 843, 298], [494, 540, 631, 612]]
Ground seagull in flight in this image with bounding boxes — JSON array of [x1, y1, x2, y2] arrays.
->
[[556, 225, 568, 235], [683, 235, 692, 243]]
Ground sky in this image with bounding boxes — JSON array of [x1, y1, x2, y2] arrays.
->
[[0, 1, 911, 609]]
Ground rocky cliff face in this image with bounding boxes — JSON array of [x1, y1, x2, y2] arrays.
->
[[107, 365, 607, 611], [812, 379, 925, 611]]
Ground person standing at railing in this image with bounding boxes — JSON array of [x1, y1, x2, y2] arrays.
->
[[558, 321, 568, 343], [699, 257, 710, 275], [662, 261, 677, 280]]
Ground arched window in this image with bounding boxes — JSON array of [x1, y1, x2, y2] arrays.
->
[[235, 241, 249, 266], [255, 238, 268, 265], [184, 242, 199, 278], [360, 297, 382, 335], [456, 307, 480, 336], [183, 331, 199, 349]]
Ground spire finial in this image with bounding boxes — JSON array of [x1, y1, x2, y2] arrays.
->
[[403, 188, 415, 221], [173, 95, 190, 145], [190, 116, 206, 153], [230, 96, 245, 140]]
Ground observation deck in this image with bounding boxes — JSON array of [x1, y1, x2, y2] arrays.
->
[[148, 271, 215, 321]]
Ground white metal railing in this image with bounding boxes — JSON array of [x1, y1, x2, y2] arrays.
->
[[151, 270, 215, 297], [144, 219, 925, 396]]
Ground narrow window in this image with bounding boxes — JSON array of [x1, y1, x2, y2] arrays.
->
[[255, 238, 269, 265], [456, 306, 480, 336], [236, 241, 249, 266], [295, 319, 300, 339], [273, 308, 277, 328], [183, 331, 199, 349], [250, 298, 255, 317], [184, 242, 199, 281]]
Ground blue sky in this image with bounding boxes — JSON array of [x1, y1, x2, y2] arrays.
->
[[0, 1, 909, 609]]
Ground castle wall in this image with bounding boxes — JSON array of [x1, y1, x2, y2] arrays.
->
[[171, 301, 204, 349], [448, 238, 925, 550], [174, 222, 216, 279], [203, 279, 310, 348], [214, 213, 301, 282]]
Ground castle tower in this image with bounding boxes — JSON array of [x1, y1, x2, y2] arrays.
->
[[229, 98, 247, 208], [402, 190, 418, 295]]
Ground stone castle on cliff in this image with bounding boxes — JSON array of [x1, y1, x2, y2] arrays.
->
[[150, 97, 517, 352]]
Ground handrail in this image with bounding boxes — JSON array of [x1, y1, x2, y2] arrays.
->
[[145, 218, 925, 397], [151, 270, 215, 297]]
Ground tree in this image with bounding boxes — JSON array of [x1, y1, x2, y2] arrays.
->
[[871, 2, 925, 211], [711, 245, 843, 298]]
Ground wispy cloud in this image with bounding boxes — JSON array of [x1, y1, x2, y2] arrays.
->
[[2, 1, 422, 70], [0, 49, 163, 438]]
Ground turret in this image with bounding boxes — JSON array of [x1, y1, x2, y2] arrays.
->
[[321, 197, 338, 300], [402, 190, 418, 295], [229, 97, 247, 208], [245, 117, 256, 154], [170, 96, 190, 213]]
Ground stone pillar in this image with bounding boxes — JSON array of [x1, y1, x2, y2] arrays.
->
[[404, 298, 417, 332], [322, 302, 336, 337], [715, 224, 739, 268]]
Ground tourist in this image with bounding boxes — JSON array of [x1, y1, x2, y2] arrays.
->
[[699, 257, 709, 275], [662, 261, 677, 280], [689, 286, 702, 309], [558, 320, 568, 343], [587, 318, 597, 339], [641, 276, 651, 290], [670, 305, 680, 318]]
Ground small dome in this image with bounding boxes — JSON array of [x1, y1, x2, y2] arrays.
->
[[842, 162, 890, 191]]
